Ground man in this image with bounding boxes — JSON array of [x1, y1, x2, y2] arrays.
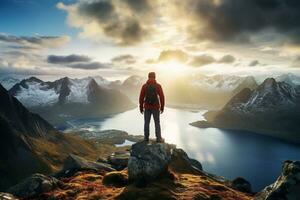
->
[[139, 72, 165, 143]]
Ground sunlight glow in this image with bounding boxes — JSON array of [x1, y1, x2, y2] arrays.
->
[[156, 61, 189, 75]]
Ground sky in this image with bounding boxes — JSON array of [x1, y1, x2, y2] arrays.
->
[[1, 0, 300, 80]]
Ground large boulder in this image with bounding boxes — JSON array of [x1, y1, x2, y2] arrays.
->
[[107, 150, 130, 170], [255, 160, 300, 200], [231, 177, 252, 193], [169, 148, 203, 173], [128, 141, 175, 184], [8, 174, 60, 199], [57, 154, 115, 177]]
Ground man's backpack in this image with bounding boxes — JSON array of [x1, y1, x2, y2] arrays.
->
[[145, 84, 159, 105]]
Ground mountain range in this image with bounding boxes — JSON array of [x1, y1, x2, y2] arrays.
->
[[191, 78, 300, 143], [7, 76, 134, 125], [0, 83, 100, 191], [2, 73, 300, 125]]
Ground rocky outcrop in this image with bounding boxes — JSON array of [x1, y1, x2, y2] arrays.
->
[[8, 174, 60, 199], [58, 154, 115, 177], [128, 141, 175, 184], [170, 148, 203, 173], [0, 193, 18, 200], [231, 177, 252, 193], [255, 160, 300, 200], [107, 151, 130, 170], [102, 171, 128, 187], [6, 142, 256, 200]]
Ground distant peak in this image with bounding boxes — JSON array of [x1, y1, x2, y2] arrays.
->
[[88, 78, 98, 87], [26, 76, 43, 83], [262, 78, 277, 87], [61, 77, 69, 81]]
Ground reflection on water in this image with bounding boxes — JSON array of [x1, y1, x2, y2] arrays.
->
[[63, 107, 300, 191], [115, 139, 135, 147]]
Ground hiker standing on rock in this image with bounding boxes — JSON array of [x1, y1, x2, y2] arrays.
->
[[139, 72, 165, 143]]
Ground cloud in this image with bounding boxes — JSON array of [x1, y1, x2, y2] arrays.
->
[[58, 0, 155, 45], [158, 50, 189, 63], [189, 55, 216, 67], [0, 33, 70, 48], [147, 49, 235, 67], [218, 55, 236, 63], [180, 0, 300, 44], [66, 62, 110, 70], [47, 54, 91, 64], [111, 54, 136, 64], [249, 60, 259, 67], [47, 54, 110, 70]]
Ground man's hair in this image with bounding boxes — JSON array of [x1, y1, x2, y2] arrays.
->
[[148, 72, 156, 79]]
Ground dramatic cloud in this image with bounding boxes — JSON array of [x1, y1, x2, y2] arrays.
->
[[147, 49, 236, 67], [0, 33, 70, 48], [189, 55, 215, 67], [47, 54, 91, 64], [66, 62, 110, 70], [158, 50, 189, 63], [47, 54, 110, 70], [218, 55, 236, 64], [111, 54, 136, 64], [181, 0, 300, 44], [249, 60, 259, 67], [58, 0, 155, 45]]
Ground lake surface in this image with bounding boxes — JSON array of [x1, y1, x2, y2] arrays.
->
[[62, 107, 300, 191]]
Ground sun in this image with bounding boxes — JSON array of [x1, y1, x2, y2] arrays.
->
[[156, 60, 188, 75]]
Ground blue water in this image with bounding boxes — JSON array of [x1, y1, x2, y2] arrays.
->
[[61, 107, 300, 191]]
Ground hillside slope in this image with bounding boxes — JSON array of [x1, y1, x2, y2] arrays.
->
[[0, 84, 103, 190]]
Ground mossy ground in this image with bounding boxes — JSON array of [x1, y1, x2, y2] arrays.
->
[[30, 168, 253, 200]]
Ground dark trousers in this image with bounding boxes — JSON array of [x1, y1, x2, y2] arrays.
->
[[144, 109, 161, 140]]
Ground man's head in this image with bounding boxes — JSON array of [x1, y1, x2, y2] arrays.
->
[[148, 72, 156, 79]]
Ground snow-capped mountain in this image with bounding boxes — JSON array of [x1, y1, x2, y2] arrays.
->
[[9, 76, 118, 107], [9, 76, 135, 124], [189, 74, 257, 92], [9, 77, 60, 107], [0, 76, 25, 90], [191, 78, 300, 143], [225, 78, 300, 113], [276, 73, 300, 86]]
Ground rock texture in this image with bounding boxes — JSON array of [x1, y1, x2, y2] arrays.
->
[[0, 193, 18, 200], [231, 177, 252, 193], [255, 160, 300, 200], [107, 150, 130, 170], [59, 154, 115, 177], [8, 174, 60, 199], [128, 141, 175, 184]]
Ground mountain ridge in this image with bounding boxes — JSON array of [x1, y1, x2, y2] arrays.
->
[[8, 76, 135, 125], [191, 78, 300, 143], [0, 83, 102, 191]]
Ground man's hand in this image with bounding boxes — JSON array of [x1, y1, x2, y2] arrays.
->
[[140, 106, 144, 114], [160, 108, 164, 114]]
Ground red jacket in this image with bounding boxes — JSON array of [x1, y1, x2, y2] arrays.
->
[[139, 78, 165, 110]]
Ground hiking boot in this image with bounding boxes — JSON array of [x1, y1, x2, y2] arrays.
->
[[156, 138, 164, 143]]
